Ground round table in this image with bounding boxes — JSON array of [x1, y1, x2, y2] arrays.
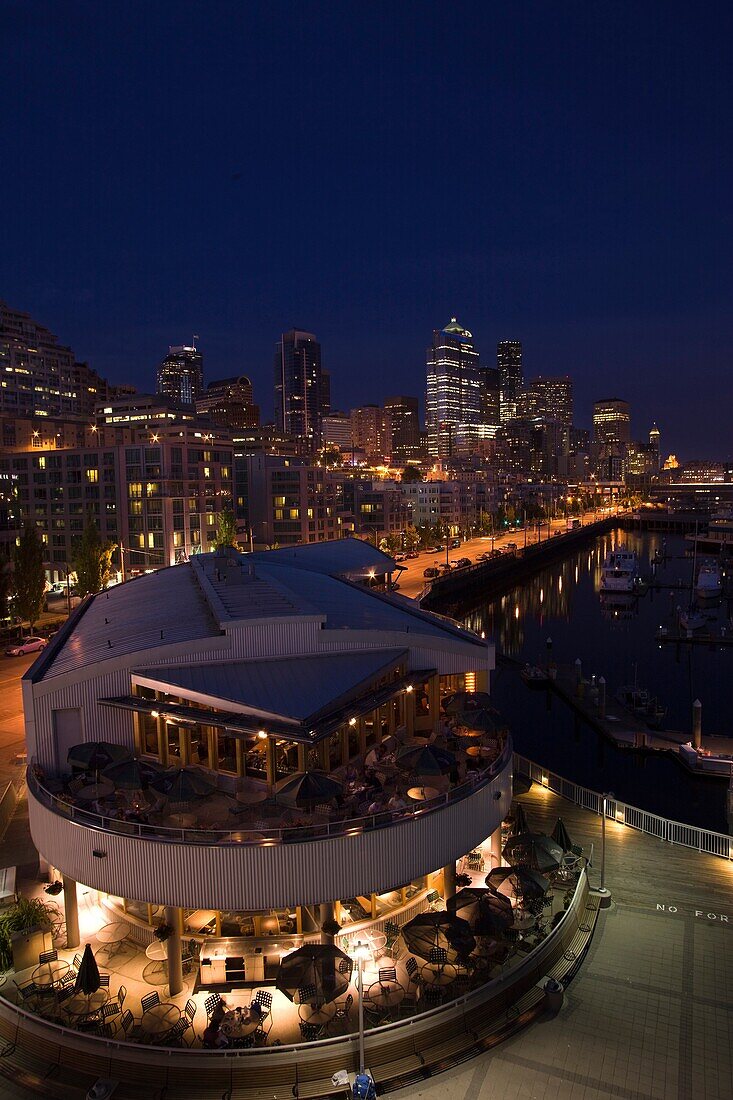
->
[[407, 786, 440, 801], [145, 939, 168, 979], [298, 1001, 337, 1024], [97, 921, 130, 945], [33, 959, 69, 987], [63, 988, 110, 1018], [220, 1009, 260, 1039], [161, 812, 196, 829], [420, 961, 457, 986], [366, 979, 404, 1007], [236, 788, 268, 805], [465, 745, 495, 759], [141, 1002, 180, 1036]]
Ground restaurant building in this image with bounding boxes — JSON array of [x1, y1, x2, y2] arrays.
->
[[23, 540, 511, 996]]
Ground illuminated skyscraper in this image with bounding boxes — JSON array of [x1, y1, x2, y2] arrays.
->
[[519, 375, 574, 425], [426, 318, 481, 458], [157, 344, 204, 407], [497, 340, 523, 422], [384, 395, 420, 460], [274, 329, 323, 448], [593, 398, 631, 444]]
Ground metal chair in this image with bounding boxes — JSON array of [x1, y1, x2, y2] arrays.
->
[[251, 989, 272, 1020], [332, 992, 353, 1029], [184, 999, 197, 1024], [299, 1021, 323, 1042], [106, 984, 126, 1016], [378, 966, 397, 987], [337, 957, 353, 977], [204, 992, 221, 1019], [38, 949, 58, 964], [297, 983, 317, 1006], [97, 974, 110, 988], [163, 1017, 192, 1047], [405, 957, 422, 985], [141, 991, 160, 1013], [426, 889, 442, 911], [427, 946, 449, 978], [73, 954, 83, 970]]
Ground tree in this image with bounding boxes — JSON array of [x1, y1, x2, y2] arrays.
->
[[403, 524, 421, 552], [212, 509, 239, 550], [400, 465, 422, 483], [72, 518, 117, 597], [379, 532, 403, 555], [0, 552, 11, 622], [13, 526, 46, 630]]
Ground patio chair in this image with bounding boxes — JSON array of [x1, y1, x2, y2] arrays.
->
[[38, 949, 58, 964], [141, 991, 160, 1013], [13, 979, 41, 1007], [97, 974, 110, 988], [204, 992, 221, 1020], [332, 993, 353, 1029], [427, 947, 449, 980], [299, 1021, 323, 1042], [337, 957, 353, 977], [466, 850, 485, 872], [404, 957, 422, 986], [163, 1017, 192, 1047], [252, 1026, 268, 1046], [425, 889, 442, 911], [73, 954, 83, 970], [184, 999, 197, 1025], [378, 967, 397, 988], [181, 947, 194, 974], [421, 984, 444, 1006], [251, 990, 272, 1019], [106, 984, 126, 1016]]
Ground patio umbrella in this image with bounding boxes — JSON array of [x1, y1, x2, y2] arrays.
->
[[152, 766, 216, 804], [274, 770, 343, 809], [449, 887, 513, 936], [102, 758, 163, 790], [67, 741, 132, 773], [396, 743, 455, 777], [486, 866, 550, 902], [74, 943, 101, 997], [401, 911, 476, 962], [276, 944, 352, 1004], [502, 832, 563, 873], [443, 691, 493, 715], [551, 817, 575, 853], [454, 709, 503, 734], [507, 802, 530, 837]]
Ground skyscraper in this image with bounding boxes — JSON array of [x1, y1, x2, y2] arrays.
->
[[426, 318, 481, 458], [383, 395, 420, 460], [274, 329, 323, 448], [593, 398, 631, 444], [196, 376, 260, 429], [479, 367, 501, 430], [519, 375, 574, 425], [157, 344, 204, 407], [350, 405, 392, 463], [497, 340, 523, 422]]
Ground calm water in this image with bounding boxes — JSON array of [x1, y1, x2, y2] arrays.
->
[[460, 530, 732, 832]]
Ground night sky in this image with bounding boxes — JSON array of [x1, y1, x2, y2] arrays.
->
[[2, 1, 732, 457]]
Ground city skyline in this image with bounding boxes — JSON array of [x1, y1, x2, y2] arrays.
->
[[2, 4, 732, 456]]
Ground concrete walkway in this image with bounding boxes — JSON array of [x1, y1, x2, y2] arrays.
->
[[395, 782, 732, 1100]]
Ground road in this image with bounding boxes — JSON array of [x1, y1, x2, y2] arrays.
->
[[0, 653, 36, 788], [395, 509, 621, 599]]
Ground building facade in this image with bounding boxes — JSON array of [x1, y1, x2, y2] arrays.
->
[[273, 329, 323, 449], [426, 319, 482, 459], [157, 345, 205, 407], [497, 340, 523, 423], [593, 398, 631, 445], [196, 376, 260, 430], [383, 395, 421, 461], [350, 405, 392, 464]]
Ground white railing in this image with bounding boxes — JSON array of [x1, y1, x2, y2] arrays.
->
[[514, 753, 733, 860]]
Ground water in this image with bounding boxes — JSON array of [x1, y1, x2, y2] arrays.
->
[[459, 529, 732, 833]]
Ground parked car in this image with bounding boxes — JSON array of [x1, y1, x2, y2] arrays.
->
[[405, 550, 420, 559], [423, 566, 440, 579], [450, 539, 461, 549], [5, 636, 48, 657], [505, 542, 518, 552], [432, 545, 445, 553], [456, 557, 472, 568], [393, 553, 407, 562]]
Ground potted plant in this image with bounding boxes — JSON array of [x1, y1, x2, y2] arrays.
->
[[154, 920, 174, 942], [0, 897, 56, 971]]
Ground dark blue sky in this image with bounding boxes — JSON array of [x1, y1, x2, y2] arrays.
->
[[2, 1, 732, 457]]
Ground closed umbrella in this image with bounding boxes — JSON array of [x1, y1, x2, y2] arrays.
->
[[152, 766, 216, 804], [401, 911, 475, 962], [443, 692, 493, 715], [450, 887, 513, 936], [486, 866, 550, 902], [67, 741, 132, 772], [502, 832, 563, 873], [507, 802, 530, 837], [274, 770, 343, 809], [276, 944, 352, 1004], [74, 943, 101, 1011], [551, 817, 575, 853], [396, 743, 455, 777]]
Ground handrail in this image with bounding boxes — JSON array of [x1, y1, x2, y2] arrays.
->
[[26, 739, 512, 848], [514, 752, 733, 860]]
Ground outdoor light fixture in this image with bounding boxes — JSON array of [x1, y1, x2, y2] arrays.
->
[[150, 710, 159, 718], [348, 717, 357, 726], [405, 685, 413, 693], [257, 730, 267, 739]]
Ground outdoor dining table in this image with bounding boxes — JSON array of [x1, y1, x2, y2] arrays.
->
[[96, 921, 130, 947], [220, 1008, 260, 1039], [76, 781, 115, 801], [63, 988, 110, 1018], [298, 1000, 337, 1024], [236, 788, 269, 805], [407, 786, 440, 801], [32, 959, 69, 987], [420, 961, 457, 986], [145, 939, 168, 977], [141, 1002, 180, 1037], [366, 979, 404, 1008], [161, 812, 197, 829]]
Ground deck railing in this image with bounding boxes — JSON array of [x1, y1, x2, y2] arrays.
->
[[26, 738, 512, 848], [514, 752, 732, 860]]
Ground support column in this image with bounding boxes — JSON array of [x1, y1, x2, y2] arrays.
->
[[489, 825, 502, 869], [443, 861, 457, 911], [165, 905, 183, 996], [319, 901, 336, 945], [63, 875, 80, 949], [693, 699, 702, 750]]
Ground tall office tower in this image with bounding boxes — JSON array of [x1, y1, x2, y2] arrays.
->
[[479, 367, 501, 429], [157, 343, 204, 407], [196, 376, 260, 429], [649, 423, 661, 453], [426, 318, 481, 458], [0, 300, 115, 418], [593, 398, 631, 444], [350, 405, 392, 463], [274, 329, 323, 448], [322, 412, 353, 452], [520, 375, 574, 426], [319, 369, 331, 417], [497, 340, 523, 422], [383, 395, 420, 460]]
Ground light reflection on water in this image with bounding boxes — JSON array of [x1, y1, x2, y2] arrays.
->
[[459, 530, 732, 832]]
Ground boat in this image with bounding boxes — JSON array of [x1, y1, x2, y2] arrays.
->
[[615, 684, 667, 730], [679, 607, 707, 632], [520, 665, 550, 689], [696, 561, 722, 598], [600, 547, 639, 592]]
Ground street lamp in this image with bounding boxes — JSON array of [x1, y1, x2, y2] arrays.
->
[[599, 790, 614, 904], [352, 940, 371, 1076]]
